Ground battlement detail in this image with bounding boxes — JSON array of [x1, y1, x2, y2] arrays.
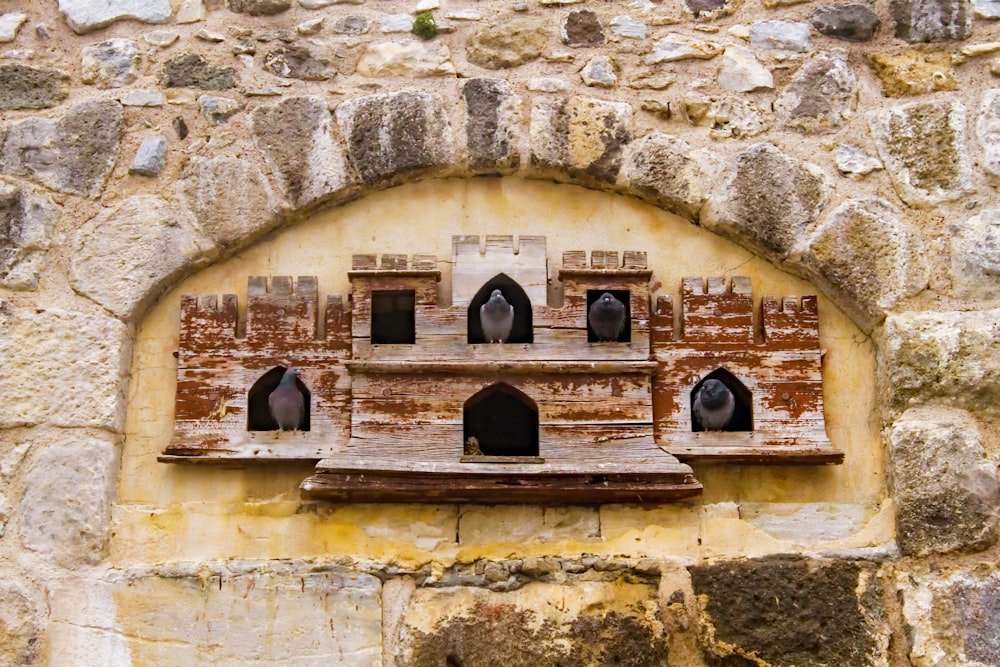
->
[[351, 254, 438, 272], [561, 250, 649, 271], [452, 235, 547, 307]]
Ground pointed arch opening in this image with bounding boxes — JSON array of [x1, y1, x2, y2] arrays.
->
[[690, 368, 752, 433], [247, 365, 311, 432], [467, 274, 533, 344], [463, 383, 539, 457], [585, 289, 632, 343]]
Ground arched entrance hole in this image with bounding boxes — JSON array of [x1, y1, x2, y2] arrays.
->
[[247, 365, 311, 432], [690, 368, 752, 433], [463, 383, 539, 456], [467, 274, 533, 344]]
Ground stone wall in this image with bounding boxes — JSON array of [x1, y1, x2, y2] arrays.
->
[[0, 0, 998, 665]]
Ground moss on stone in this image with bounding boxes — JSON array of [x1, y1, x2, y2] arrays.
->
[[411, 12, 439, 40]]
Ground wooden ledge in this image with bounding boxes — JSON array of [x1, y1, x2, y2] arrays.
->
[[345, 360, 660, 375], [347, 270, 441, 280], [558, 269, 654, 278], [660, 433, 844, 465]]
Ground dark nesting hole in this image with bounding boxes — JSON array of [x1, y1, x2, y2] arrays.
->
[[463, 383, 539, 456], [467, 274, 533, 344], [690, 368, 752, 432], [247, 365, 311, 432], [586, 289, 632, 343], [371, 289, 416, 344]]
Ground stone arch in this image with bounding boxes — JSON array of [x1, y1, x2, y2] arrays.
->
[[67, 89, 925, 336]]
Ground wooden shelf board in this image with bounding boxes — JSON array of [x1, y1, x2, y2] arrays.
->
[[345, 360, 660, 375]]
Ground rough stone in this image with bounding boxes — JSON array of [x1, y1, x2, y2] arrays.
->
[[951, 209, 1000, 300], [740, 503, 878, 542], [811, 3, 881, 41], [357, 40, 456, 77], [623, 132, 718, 221], [20, 435, 117, 566], [58, 0, 171, 34], [262, 45, 335, 80], [0, 98, 123, 198], [176, 0, 205, 23], [527, 77, 572, 92], [0, 13, 27, 43], [0, 178, 59, 291], [106, 568, 382, 664], [332, 15, 368, 33], [336, 90, 452, 186], [530, 96, 632, 186], [196, 95, 243, 124], [379, 13, 414, 32], [119, 90, 165, 106], [704, 99, 769, 139], [301, 0, 360, 6], [793, 197, 929, 328], [580, 55, 618, 87], [447, 9, 481, 20], [751, 20, 811, 52], [467, 19, 548, 69], [563, 9, 604, 47], [177, 156, 282, 250], [227, 0, 290, 15], [892, 0, 972, 42], [887, 406, 999, 557], [462, 78, 521, 174], [162, 53, 237, 90], [690, 557, 888, 666], [868, 50, 957, 97], [0, 583, 40, 665], [835, 144, 884, 178], [0, 64, 69, 110], [397, 581, 667, 666], [297, 17, 324, 34], [128, 135, 167, 176], [717, 46, 773, 92], [880, 309, 1000, 412], [645, 33, 723, 63], [974, 0, 1000, 16], [702, 143, 829, 261], [978, 89, 1000, 184], [900, 568, 1000, 666], [684, 0, 734, 18], [69, 196, 214, 322], [777, 51, 857, 133], [250, 95, 355, 210], [868, 99, 972, 208], [80, 38, 139, 89], [0, 306, 129, 429], [609, 15, 648, 39], [143, 29, 179, 47]]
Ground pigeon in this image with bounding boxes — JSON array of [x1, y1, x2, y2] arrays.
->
[[480, 289, 514, 343], [589, 292, 627, 342], [268, 367, 304, 431], [693, 379, 735, 431]]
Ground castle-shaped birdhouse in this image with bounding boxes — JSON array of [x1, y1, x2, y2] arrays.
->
[[162, 235, 841, 503]]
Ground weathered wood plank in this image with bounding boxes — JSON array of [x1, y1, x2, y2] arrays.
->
[[345, 360, 659, 375]]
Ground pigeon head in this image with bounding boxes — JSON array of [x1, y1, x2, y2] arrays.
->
[[699, 379, 730, 407], [601, 292, 615, 302], [489, 289, 504, 301], [281, 367, 301, 383]]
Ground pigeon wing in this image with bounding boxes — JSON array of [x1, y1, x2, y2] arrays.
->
[[269, 383, 304, 431]]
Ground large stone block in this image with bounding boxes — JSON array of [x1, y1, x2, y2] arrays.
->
[[0, 64, 69, 110], [891, 0, 972, 42], [251, 95, 355, 210], [0, 305, 130, 430], [356, 40, 456, 77], [0, 177, 60, 291], [176, 156, 282, 251], [80, 38, 139, 89], [530, 96, 632, 186], [899, 567, 1000, 666], [622, 132, 720, 222], [880, 309, 1000, 412], [690, 556, 889, 666], [951, 209, 1000, 301], [0, 582, 41, 666], [868, 99, 973, 208], [461, 78, 521, 174], [69, 195, 215, 322], [793, 197, 928, 330], [776, 50, 857, 134], [335, 90, 453, 187], [466, 18, 549, 69], [978, 89, 1000, 185], [0, 98, 122, 198], [701, 142, 829, 261], [458, 505, 599, 546], [395, 580, 667, 666], [20, 434, 118, 567], [113, 567, 381, 665], [887, 406, 999, 556], [58, 0, 171, 34], [868, 50, 957, 97], [161, 53, 237, 90]]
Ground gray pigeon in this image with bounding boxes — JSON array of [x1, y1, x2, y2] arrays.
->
[[480, 289, 514, 343], [693, 379, 735, 431], [589, 292, 626, 342], [269, 367, 304, 431]]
